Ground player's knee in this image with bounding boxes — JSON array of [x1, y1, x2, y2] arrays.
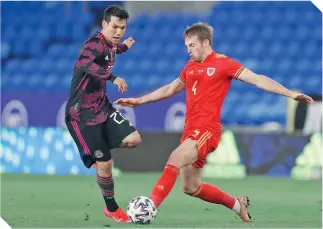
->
[[181, 183, 200, 195], [96, 160, 113, 175], [130, 131, 141, 146], [122, 131, 141, 147]]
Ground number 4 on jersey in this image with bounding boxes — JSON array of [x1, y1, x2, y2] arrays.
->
[[192, 80, 198, 95]]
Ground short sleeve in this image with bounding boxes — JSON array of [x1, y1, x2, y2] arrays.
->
[[224, 57, 245, 80], [179, 64, 189, 83]]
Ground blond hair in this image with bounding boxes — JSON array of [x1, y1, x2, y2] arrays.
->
[[184, 22, 214, 45]]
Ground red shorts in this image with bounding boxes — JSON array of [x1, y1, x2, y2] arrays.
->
[[180, 127, 222, 168]]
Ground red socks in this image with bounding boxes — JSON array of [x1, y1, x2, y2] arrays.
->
[[191, 183, 236, 209], [150, 164, 179, 208], [150, 164, 235, 210]]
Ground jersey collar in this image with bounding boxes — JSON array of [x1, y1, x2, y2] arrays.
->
[[96, 31, 114, 48]]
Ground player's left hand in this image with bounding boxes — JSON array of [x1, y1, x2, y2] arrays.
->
[[114, 98, 141, 107], [113, 77, 128, 94], [291, 91, 315, 104], [122, 37, 135, 49]]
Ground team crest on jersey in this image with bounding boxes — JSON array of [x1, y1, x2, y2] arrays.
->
[[207, 67, 216, 76]]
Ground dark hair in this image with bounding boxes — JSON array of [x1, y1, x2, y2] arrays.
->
[[184, 22, 213, 45], [103, 5, 129, 23]]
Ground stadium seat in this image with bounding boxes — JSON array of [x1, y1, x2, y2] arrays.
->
[[1, 42, 10, 59], [2, 1, 321, 125]]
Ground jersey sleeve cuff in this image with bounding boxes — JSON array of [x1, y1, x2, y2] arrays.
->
[[108, 73, 117, 82], [120, 44, 128, 52], [179, 76, 186, 83], [233, 67, 245, 80]]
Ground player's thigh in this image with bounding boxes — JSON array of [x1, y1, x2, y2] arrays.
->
[[180, 164, 202, 193], [193, 134, 220, 168], [65, 119, 111, 164], [181, 128, 221, 169], [167, 138, 199, 168], [104, 108, 137, 149], [122, 130, 141, 146]]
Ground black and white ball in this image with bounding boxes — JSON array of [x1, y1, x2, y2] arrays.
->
[[127, 196, 157, 224]]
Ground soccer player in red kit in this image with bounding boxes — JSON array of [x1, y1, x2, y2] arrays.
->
[[115, 23, 314, 222]]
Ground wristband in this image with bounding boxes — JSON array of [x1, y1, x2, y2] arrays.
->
[[120, 44, 129, 52], [109, 74, 117, 82]]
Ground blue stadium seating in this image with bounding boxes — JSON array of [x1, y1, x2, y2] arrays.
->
[[1, 1, 322, 125]]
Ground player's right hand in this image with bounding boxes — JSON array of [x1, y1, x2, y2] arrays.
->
[[114, 98, 141, 107], [122, 37, 135, 49], [113, 77, 128, 94]]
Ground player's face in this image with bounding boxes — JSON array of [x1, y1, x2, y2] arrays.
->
[[185, 35, 207, 62], [102, 16, 127, 45]]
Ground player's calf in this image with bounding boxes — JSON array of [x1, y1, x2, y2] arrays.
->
[[183, 182, 252, 222], [178, 133, 252, 222], [150, 139, 198, 207], [181, 181, 200, 195], [120, 131, 141, 148], [96, 160, 120, 214]]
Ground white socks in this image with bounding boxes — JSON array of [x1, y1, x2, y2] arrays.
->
[[232, 198, 241, 213]]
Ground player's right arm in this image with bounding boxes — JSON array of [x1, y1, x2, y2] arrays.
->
[[114, 78, 185, 107], [76, 39, 114, 81], [138, 78, 186, 104]]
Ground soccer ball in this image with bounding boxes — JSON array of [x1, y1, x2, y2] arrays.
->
[[127, 196, 157, 224]]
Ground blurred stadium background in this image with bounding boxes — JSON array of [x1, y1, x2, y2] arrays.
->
[[1, 1, 322, 228]]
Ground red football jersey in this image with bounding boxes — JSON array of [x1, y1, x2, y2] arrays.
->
[[179, 51, 245, 131]]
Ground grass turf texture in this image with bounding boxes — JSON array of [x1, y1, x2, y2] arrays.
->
[[1, 173, 322, 228]]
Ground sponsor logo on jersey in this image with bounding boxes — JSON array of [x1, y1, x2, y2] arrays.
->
[[105, 50, 116, 61]]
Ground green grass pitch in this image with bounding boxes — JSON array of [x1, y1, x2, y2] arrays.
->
[[1, 173, 322, 228]]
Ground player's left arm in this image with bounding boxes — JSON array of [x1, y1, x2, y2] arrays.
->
[[116, 37, 135, 54], [238, 68, 314, 104], [224, 56, 314, 104]]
